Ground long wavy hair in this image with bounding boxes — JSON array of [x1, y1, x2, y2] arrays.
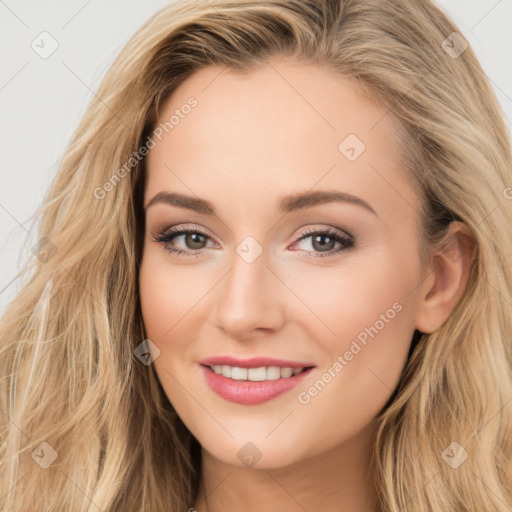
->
[[1, 0, 511, 510]]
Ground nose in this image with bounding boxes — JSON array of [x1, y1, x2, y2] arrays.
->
[[212, 248, 286, 339]]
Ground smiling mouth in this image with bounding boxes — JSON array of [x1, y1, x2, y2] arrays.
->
[[203, 364, 315, 381]]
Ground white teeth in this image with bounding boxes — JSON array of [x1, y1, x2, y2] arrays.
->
[[248, 367, 267, 381], [231, 367, 248, 380], [280, 367, 293, 378], [210, 365, 308, 381], [267, 366, 281, 380]]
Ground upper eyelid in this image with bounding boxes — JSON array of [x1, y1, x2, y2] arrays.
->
[[156, 224, 218, 241], [295, 225, 353, 240], [154, 224, 351, 240]]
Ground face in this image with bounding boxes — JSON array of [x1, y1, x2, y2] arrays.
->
[[139, 58, 428, 468]]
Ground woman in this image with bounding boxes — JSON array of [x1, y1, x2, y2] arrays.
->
[[1, 0, 511, 510]]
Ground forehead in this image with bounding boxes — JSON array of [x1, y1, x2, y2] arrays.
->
[[144, 58, 418, 225]]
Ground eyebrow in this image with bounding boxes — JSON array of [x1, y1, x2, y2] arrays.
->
[[144, 189, 377, 216]]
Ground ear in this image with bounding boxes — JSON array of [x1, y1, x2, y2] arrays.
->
[[414, 221, 476, 334]]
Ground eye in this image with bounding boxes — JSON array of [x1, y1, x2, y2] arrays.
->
[[151, 224, 355, 259], [152, 224, 217, 257], [290, 226, 355, 259]]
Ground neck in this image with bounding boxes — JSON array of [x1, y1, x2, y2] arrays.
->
[[193, 422, 379, 512]]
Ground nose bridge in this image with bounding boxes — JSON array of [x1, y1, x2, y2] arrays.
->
[[213, 244, 284, 336]]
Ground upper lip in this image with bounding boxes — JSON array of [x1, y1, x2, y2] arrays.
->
[[199, 356, 316, 369]]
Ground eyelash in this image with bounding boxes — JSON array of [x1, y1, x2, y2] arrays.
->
[[151, 225, 355, 259]]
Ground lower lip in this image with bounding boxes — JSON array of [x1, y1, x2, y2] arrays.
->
[[200, 364, 314, 405]]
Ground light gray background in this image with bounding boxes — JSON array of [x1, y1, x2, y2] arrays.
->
[[1, 0, 511, 316]]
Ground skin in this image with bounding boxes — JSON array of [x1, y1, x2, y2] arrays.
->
[[139, 57, 474, 512]]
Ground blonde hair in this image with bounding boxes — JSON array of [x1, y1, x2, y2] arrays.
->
[[1, 0, 511, 510]]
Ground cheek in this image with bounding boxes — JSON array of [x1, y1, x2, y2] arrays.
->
[[280, 248, 418, 350], [139, 248, 210, 342], [139, 252, 192, 390], [138, 248, 215, 386], [139, 258, 177, 342], [138, 252, 202, 414], [287, 250, 418, 407]]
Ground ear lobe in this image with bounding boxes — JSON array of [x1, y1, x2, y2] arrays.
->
[[414, 222, 476, 334]]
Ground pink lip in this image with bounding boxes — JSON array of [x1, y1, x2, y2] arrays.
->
[[199, 355, 315, 369], [199, 356, 316, 405]]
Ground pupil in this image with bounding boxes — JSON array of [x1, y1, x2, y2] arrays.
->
[[186, 233, 206, 249], [313, 235, 334, 252]]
